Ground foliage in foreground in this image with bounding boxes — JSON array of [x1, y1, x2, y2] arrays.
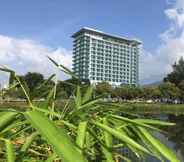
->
[[0, 58, 180, 162]]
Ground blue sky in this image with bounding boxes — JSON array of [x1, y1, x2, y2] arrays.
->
[[0, 0, 168, 50], [0, 0, 184, 85]]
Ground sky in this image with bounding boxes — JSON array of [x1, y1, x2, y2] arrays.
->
[[0, 0, 184, 86]]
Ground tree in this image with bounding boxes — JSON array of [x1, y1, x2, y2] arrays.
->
[[111, 87, 122, 99], [18, 72, 48, 99], [151, 86, 162, 100], [129, 86, 143, 99], [7, 72, 55, 100], [164, 57, 184, 86], [112, 85, 142, 100], [57, 77, 82, 98], [21, 72, 44, 90], [159, 82, 180, 101], [142, 86, 161, 100], [95, 82, 113, 96], [178, 80, 184, 102], [119, 86, 135, 100]]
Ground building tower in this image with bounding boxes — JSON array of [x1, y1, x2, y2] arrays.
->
[[72, 27, 141, 86]]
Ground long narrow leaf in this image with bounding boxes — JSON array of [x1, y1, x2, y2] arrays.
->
[[101, 146, 114, 162], [94, 121, 150, 155], [102, 118, 114, 162], [82, 86, 93, 104], [134, 119, 175, 126], [35, 74, 56, 90], [21, 131, 39, 152], [131, 126, 164, 161], [137, 126, 179, 162], [0, 66, 14, 73], [74, 86, 82, 109], [5, 139, 15, 162], [76, 121, 87, 149], [109, 115, 162, 132], [14, 76, 32, 107], [25, 110, 88, 162], [41, 87, 55, 109], [48, 56, 78, 78], [0, 112, 17, 132]]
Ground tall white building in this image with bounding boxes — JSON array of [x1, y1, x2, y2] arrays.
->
[[72, 27, 141, 86]]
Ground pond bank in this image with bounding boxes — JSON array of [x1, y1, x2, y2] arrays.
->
[[1, 101, 184, 114], [107, 102, 184, 114]]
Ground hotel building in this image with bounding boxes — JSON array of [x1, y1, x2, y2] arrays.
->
[[72, 27, 141, 86]]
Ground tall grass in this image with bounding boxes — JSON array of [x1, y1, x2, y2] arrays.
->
[[0, 58, 180, 162]]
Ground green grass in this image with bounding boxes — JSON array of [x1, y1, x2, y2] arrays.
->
[[115, 103, 184, 114], [1, 101, 184, 114]]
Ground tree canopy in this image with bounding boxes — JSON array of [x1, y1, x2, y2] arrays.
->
[[164, 57, 184, 86]]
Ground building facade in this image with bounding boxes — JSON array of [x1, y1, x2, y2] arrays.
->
[[72, 27, 141, 86]]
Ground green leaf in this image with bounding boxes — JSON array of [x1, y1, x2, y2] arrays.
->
[[21, 131, 39, 152], [5, 139, 15, 162], [0, 66, 14, 73], [14, 76, 32, 107], [36, 74, 56, 90], [131, 126, 164, 161], [115, 125, 144, 160], [56, 120, 77, 130], [134, 119, 175, 126], [103, 118, 113, 148], [0, 112, 17, 132], [101, 146, 114, 162], [41, 87, 55, 109], [102, 118, 114, 162], [45, 153, 57, 162], [115, 153, 131, 162], [82, 86, 93, 104], [0, 120, 28, 135], [25, 110, 88, 162], [94, 121, 150, 155], [137, 126, 180, 162], [78, 97, 101, 110], [76, 121, 87, 149], [34, 106, 62, 118], [74, 86, 82, 109], [109, 115, 162, 132], [48, 56, 78, 78], [47, 56, 59, 66]]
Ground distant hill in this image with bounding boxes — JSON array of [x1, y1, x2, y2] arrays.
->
[[143, 81, 162, 87]]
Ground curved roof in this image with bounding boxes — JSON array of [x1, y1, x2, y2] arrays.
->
[[72, 27, 142, 45]]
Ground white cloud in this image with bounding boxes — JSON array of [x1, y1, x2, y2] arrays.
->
[[0, 35, 72, 87], [140, 0, 184, 84]]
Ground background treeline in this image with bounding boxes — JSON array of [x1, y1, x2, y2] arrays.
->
[[96, 81, 183, 103], [1, 57, 184, 103]]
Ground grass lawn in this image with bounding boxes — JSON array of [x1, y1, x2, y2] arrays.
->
[[110, 102, 184, 114], [1, 101, 184, 114]]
